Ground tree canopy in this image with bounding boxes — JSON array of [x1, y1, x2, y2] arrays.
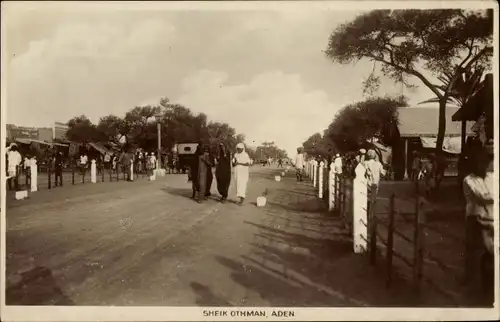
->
[[302, 95, 407, 159], [324, 95, 407, 152], [66, 97, 247, 153], [302, 133, 332, 158], [325, 9, 493, 152], [255, 142, 288, 161]]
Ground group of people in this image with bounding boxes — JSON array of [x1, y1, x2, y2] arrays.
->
[[189, 142, 251, 205], [5, 143, 44, 191]]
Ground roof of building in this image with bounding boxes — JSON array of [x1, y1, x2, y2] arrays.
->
[[397, 106, 474, 137]]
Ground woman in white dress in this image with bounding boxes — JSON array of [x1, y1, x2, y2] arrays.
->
[[232, 143, 251, 205]]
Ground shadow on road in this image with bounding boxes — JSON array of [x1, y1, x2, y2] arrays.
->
[[161, 186, 193, 199], [238, 219, 417, 306], [190, 282, 233, 306], [213, 174, 420, 307], [6, 266, 75, 305], [214, 255, 349, 307]]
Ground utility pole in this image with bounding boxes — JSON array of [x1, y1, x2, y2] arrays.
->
[[157, 123, 161, 170]]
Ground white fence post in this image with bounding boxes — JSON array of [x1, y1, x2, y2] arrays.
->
[[328, 162, 335, 211], [318, 161, 325, 198], [91, 160, 97, 183], [30, 159, 38, 192], [352, 174, 368, 253], [130, 162, 134, 181], [313, 160, 318, 187]]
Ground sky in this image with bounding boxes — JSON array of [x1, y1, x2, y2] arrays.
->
[[3, 2, 442, 156]]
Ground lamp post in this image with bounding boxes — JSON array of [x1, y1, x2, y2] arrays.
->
[[157, 123, 161, 170]]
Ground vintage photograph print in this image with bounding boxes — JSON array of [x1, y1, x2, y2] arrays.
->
[[1, 1, 498, 321]]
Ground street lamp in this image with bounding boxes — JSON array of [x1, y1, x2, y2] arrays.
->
[[154, 111, 163, 170]]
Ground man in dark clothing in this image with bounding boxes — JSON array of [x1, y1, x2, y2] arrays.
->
[[205, 150, 214, 197], [119, 149, 132, 181], [54, 152, 64, 187]]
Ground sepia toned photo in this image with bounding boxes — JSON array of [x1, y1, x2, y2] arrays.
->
[[1, 1, 498, 321]]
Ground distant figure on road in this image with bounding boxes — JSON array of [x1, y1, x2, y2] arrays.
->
[[104, 152, 111, 171], [294, 147, 305, 182], [233, 143, 251, 205], [205, 148, 214, 198], [190, 144, 211, 203], [418, 153, 437, 197], [278, 158, 283, 168], [333, 153, 343, 175], [79, 153, 88, 179], [146, 152, 155, 179], [118, 149, 132, 181], [54, 152, 64, 187], [411, 151, 421, 181], [364, 149, 386, 195], [216, 142, 231, 203], [150, 152, 157, 170], [23, 153, 32, 185]]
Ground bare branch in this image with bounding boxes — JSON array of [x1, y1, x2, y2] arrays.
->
[[464, 46, 493, 70], [367, 53, 443, 98]]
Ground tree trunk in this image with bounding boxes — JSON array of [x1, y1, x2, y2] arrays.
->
[[435, 98, 447, 155]]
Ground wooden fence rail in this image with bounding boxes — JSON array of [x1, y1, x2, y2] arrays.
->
[[304, 159, 467, 304], [8, 158, 167, 200]]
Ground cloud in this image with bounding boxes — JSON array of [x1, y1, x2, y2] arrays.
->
[[176, 70, 337, 156], [5, 8, 435, 156], [7, 16, 177, 126]]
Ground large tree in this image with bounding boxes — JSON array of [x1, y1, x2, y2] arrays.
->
[[97, 115, 129, 145], [302, 133, 332, 158], [66, 115, 103, 143], [324, 95, 408, 153], [325, 9, 493, 153]]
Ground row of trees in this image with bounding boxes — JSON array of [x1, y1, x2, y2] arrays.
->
[[66, 97, 247, 153], [255, 141, 288, 161], [304, 9, 493, 158], [65, 97, 290, 160]]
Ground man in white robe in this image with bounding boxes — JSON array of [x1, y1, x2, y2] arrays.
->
[[233, 143, 251, 205]]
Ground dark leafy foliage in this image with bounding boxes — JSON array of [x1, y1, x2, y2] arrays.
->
[[324, 95, 407, 153], [65, 97, 246, 153], [325, 9, 493, 152]]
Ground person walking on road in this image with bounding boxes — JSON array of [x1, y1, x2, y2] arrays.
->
[[364, 149, 386, 196], [233, 143, 251, 205], [205, 149, 214, 198], [119, 148, 132, 181], [54, 152, 64, 187], [104, 152, 111, 172], [216, 142, 231, 203], [190, 144, 211, 203], [294, 147, 305, 182], [79, 153, 88, 180], [333, 153, 343, 175]]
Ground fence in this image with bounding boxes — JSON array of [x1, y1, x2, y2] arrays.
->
[[7, 158, 168, 199], [304, 159, 467, 304]]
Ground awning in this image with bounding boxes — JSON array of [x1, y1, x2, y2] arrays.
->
[[420, 137, 462, 154], [51, 142, 69, 147], [15, 138, 33, 145], [88, 142, 110, 155], [15, 138, 52, 146]]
